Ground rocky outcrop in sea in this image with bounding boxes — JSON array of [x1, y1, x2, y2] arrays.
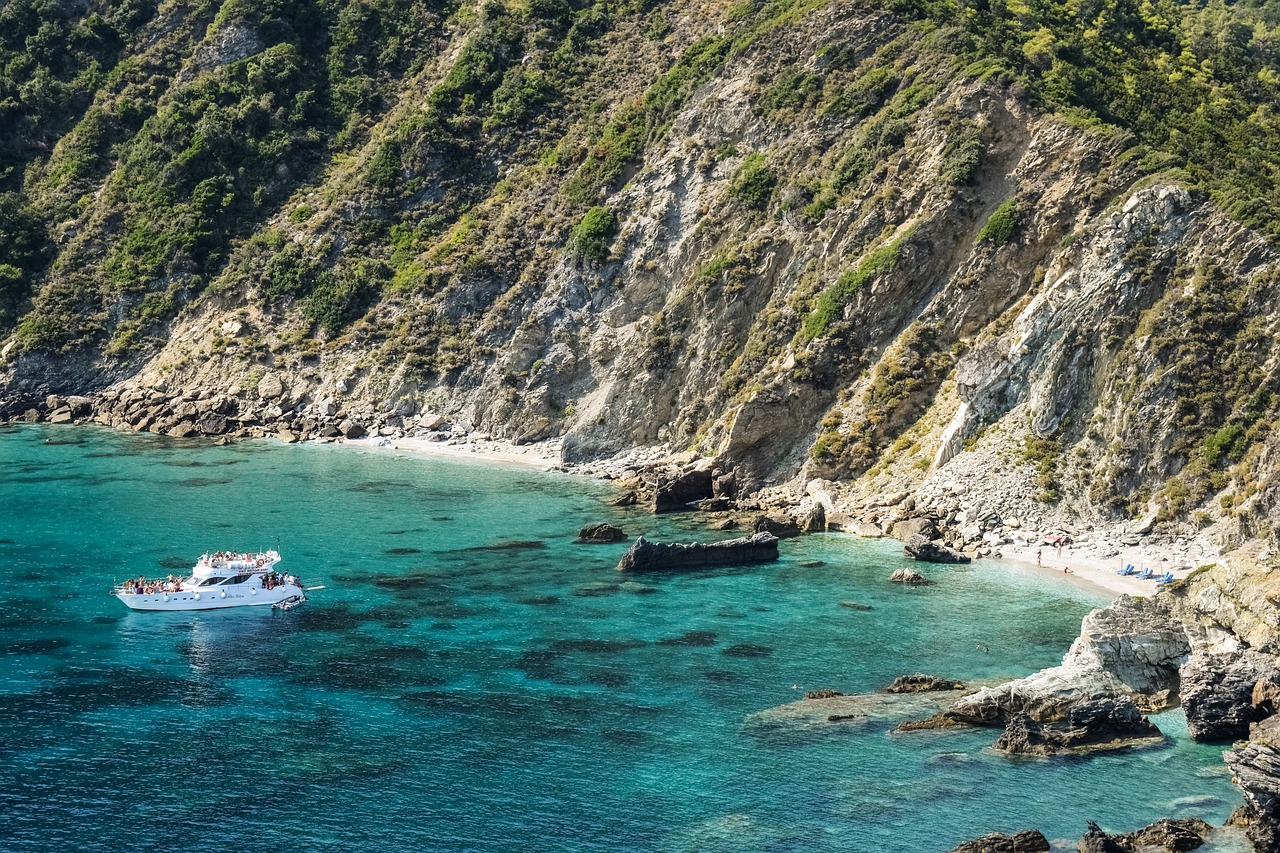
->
[[614, 532, 779, 573]]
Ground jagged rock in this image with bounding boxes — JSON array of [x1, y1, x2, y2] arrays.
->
[[994, 713, 1062, 755], [653, 468, 713, 512], [889, 568, 931, 585], [338, 419, 366, 439], [1225, 714, 1280, 852], [1074, 818, 1211, 853], [575, 523, 627, 544], [47, 407, 73, 424], [1126, 818, 1211, 851], [903, 533, 971, 564], [994, 699, 1162, 755], [890, 516, 938, 541], [276, 429, 298, 443], [168, 422, 198, 438], [946, 829, 1049, 853], [692, 497, 731, 512], [1255, 678, 1280, 717], [708, 518, 738, 530], [615, 532, 779, 572], [1079, 821, 1128, 853], [885, 674, 965, 693], [1180, 649, 1280, 742], [804, 689, 844, 699], [753, 512, 802, 538], [20, 408, 40, 423], [798, 500, 826, 532]]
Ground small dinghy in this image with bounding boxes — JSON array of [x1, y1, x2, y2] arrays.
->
[[273, 594, 305, 611]]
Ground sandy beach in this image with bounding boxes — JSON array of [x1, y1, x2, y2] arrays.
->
[[994, 541, 1191, 599], [342, 434, 563, 469]]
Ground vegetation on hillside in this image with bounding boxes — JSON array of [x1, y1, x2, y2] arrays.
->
[[3, 0, 1280, 356]]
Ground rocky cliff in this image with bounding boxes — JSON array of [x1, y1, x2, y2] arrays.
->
[[5, 0, 1280, 564]]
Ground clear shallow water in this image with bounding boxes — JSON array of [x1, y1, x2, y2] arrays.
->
[[0, 425, 1242, 851]]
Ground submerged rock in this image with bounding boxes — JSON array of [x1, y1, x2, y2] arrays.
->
[[903, 533, 970, 564], [748, 682, 972, 734], [615, 533, 779, 572], [946, 829, 1049, 853], [804, 689, 844, 699]]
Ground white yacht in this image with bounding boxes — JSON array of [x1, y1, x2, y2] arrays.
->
[[113, 550, 305, 611]]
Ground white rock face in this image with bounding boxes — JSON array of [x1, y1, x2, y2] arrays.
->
[[948, 596, 1191, 723]]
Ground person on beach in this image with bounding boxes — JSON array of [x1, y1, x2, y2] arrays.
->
[[1036, 548, 1042, 567]]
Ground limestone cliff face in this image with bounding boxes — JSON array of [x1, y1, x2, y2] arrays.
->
[[5, 0, 1280, 554]]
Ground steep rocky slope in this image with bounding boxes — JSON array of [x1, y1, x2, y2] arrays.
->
[[5, 0, 1280, 553]]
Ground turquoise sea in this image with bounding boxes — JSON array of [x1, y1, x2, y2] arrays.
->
[[0, 425, 1245, 851]]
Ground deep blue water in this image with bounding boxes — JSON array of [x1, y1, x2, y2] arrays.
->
[[0, 425, 1244, 851]]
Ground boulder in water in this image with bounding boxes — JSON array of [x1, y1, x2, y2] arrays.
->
[[615, 533, 779, 572], [889, 568, 931, 585], [575, 523, 628, 544]]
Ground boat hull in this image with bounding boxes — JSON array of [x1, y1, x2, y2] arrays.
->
[[115, 585, 301, 611]]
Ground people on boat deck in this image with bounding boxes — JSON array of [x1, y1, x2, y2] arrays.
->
[[125, 567, 295, 593]]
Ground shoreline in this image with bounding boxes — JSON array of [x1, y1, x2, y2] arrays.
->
[[342, 434, 563, 470], [992, 541, 1189, 600], [10, 417, 1217, 605]]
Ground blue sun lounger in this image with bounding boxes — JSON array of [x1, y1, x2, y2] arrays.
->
[[1157, 571, 1175, 584], [1116, 564, 1136, 575]]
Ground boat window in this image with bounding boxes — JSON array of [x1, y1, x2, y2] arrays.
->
[[199, 576, 227, 586], [221, 574, 252, 585]]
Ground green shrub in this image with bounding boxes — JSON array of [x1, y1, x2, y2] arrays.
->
[[729, 153, 777, 210], [803, 236, 906, 342], [571, 206, 618, 262], [978, 199, 1018, 245]]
